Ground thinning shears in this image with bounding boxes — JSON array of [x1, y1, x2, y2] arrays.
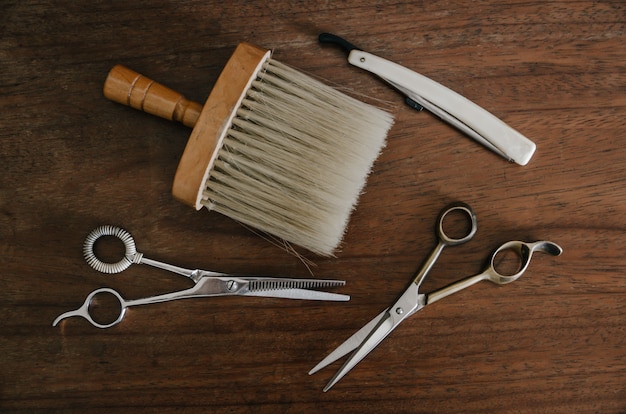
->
[[309, 202, 562, 391], [53, 225, 349, 328]]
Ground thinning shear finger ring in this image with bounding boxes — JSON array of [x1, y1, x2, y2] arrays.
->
[[83, 225, 140, 274]]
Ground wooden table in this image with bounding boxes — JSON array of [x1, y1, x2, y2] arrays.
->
[[2, 1, 624, 412]]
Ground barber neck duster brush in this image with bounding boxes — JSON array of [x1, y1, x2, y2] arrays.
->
[[103, 42, 394, 256]]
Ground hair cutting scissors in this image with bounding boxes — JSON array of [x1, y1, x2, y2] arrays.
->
[[309, 202, 562, 391], [53, 225, 349, 328]]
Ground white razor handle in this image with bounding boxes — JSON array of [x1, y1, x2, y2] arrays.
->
[[348, 50, 535, 165], [320, 34, 536, 166]]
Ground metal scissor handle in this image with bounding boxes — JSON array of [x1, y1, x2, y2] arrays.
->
[[52, 287, 127, 328], [436, 202, 477, 245], [83, 225, 206, 282], [52, 279, 222, 328], [427, 240, 563, 304], [83, 225, 139, 274], [413, 202, 478, 289]]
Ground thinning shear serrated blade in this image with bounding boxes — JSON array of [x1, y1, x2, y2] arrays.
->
[[248, 278, 345, 291], [243, 278, 349, 301], [240, 277, 350, 302]]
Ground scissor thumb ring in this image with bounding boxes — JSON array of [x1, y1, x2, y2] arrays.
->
[[83, 225, 143, 274]]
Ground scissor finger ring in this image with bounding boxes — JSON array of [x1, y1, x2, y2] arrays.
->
[[83, 225, 140, 274]]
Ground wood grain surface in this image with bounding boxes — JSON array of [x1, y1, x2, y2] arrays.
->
[[1, 1, 624, 413]]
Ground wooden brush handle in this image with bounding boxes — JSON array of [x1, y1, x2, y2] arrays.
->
[[103, 65, 202, 128]]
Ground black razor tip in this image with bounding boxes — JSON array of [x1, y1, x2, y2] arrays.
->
[[319, 33, 360, 54]]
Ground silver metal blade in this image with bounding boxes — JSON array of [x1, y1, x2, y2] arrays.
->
[[242, 278, 347, 301], [248, 278, 345, 292], [309, 309, 388, 375], [318, 285, 425, 391], [244, 288, 349, 301], [323, 311, 396, 392]]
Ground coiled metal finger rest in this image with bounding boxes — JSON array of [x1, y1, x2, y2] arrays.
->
[[83, 225, 143, 274]]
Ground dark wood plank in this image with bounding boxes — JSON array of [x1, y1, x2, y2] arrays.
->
[[1, 1, 624, 412]]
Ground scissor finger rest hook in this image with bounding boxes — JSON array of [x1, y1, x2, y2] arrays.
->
[[52, 287, 127, 328], [487, 240, 563, 284], [83, 225, 142, 274]]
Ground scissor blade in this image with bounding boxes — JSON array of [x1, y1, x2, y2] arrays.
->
[[248, 278, 345, 291], [319, 285, 425, 391], [323, 311, 396, 392], [244, 288, 349, 301], [309, 309, 388, 375]]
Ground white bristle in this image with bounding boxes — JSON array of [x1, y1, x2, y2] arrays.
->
[[200, 58, 394, 256]]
